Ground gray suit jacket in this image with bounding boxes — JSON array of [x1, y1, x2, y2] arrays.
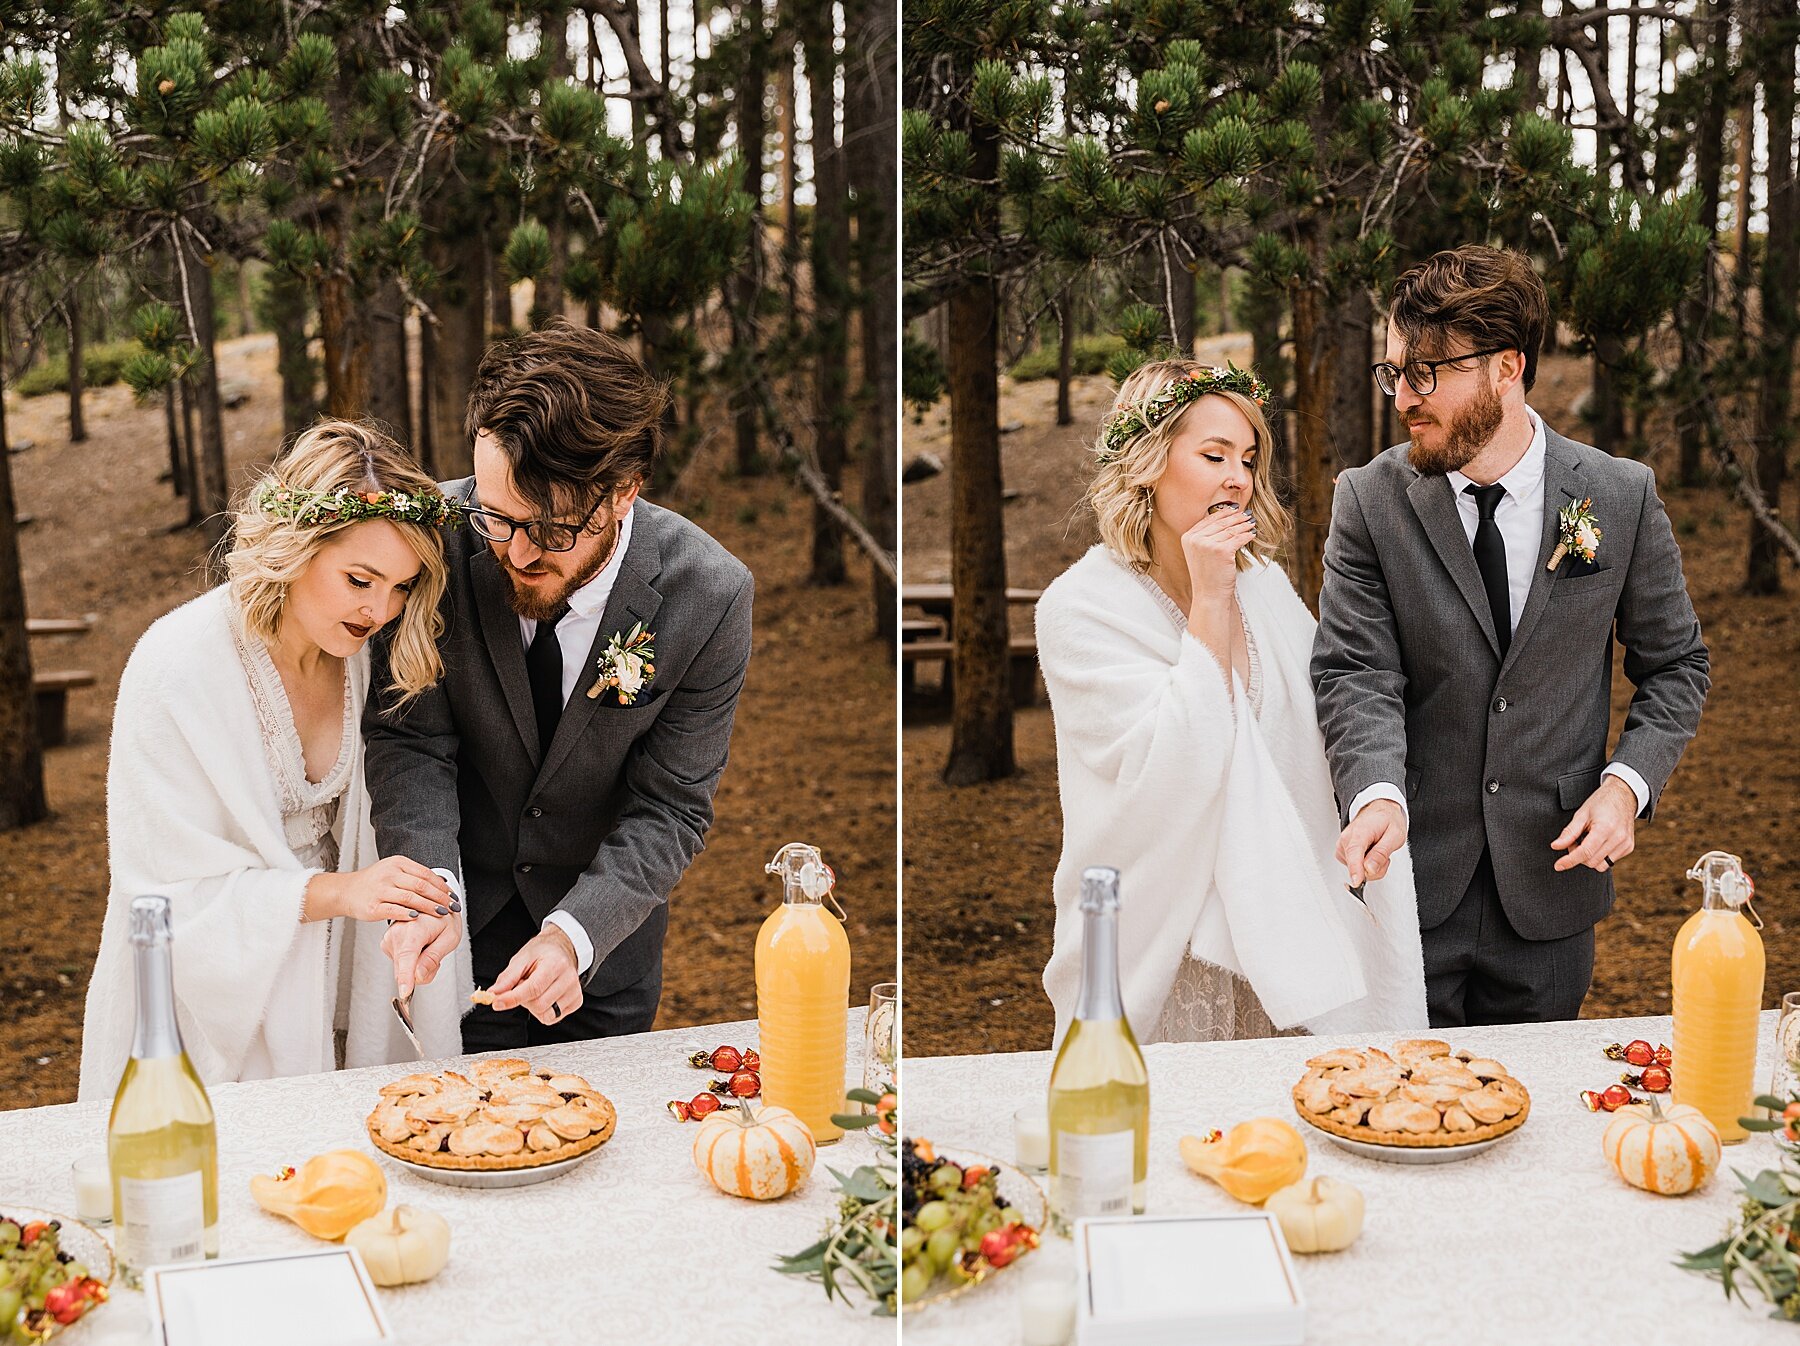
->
[[363, 488, 754, 999], [1311, 427, 1708, 940]]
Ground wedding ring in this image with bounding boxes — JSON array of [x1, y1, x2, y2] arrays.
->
[[551, 1000, 562, 1020]]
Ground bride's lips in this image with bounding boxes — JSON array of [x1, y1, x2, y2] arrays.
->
[[343, 621, 372, 639]]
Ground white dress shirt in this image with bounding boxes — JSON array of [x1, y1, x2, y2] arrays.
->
[[433, 508, 637, 977], [1347, 408, 1649, 829]]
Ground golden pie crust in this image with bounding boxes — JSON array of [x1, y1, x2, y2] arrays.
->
[[1291, 1041, 1531, 1149], [365, 1062, 617, 1171]]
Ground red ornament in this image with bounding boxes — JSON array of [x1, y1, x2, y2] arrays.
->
[[1623, 1040, 1655, 1068], [688, 1045, 744, 1072], [1599, 1084, 1634, 1111], [1638, 1064, 1672, 1093], [743, 1049, 761, 1072], [667, 1099, 692, 1121], [1654, 1044, 1672, 1068], [709, 1069, 760, 1098]]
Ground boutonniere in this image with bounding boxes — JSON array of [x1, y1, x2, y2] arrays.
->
[[587, 621, 656, 703], [1547, 497, 1602, 571]]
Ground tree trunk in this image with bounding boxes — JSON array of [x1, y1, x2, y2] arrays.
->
[[1591, 340, 1624, 457], [177, 229, 230, 566], [237, 258, 255, 337], [1678, 0, 1732, 487], [805, 16, 848, 586], [178, 377, 201, 525], [844, 0, 895, 639], [318, 242, 372, 418], [0, 385, 46, 830], [368, 277, 413, 446], [267, 268, 316, 443], [732, 0, 766, 477], [1518, 0, 1546, 112], [1329, 287, 1375, 470], [417, 313, 436, 467], [777, 40, 799, 310], [65, 286, 85, 444], [944, 119, 1014, 786], [1164, 234, 1196, 356], [164, 385, 186, 496], [535, 209, 569, 328], [1734, 95, 1755, 329], [1288, 274, 1339, 611], [1749, 0, 1795, 594], [427, 219, 488, 480], [1055, 286, 1075, 426]]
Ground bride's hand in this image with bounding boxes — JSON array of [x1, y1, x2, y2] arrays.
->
[[307, 858, 457, 924], [1179, 506, 1256, 603]]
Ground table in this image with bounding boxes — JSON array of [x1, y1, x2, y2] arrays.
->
[[903, 1012, 1793, 1344], [901, 584, 1044, 630], [0, 1014, 894, 1343]]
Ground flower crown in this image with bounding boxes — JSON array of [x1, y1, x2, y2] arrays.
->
[[254, 485, 459, 529], [1098, 363, 1273, 463]]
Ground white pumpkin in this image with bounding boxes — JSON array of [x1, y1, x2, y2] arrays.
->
[[1264, 1176, 1364, 1253], [692, 1101, 816, 1200], [344, 1205, 451, 1286], [1602, 1098, 1721, 1196]]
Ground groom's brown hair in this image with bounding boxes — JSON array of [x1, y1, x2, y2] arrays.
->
[[1388, 245, 1548, 392], [464, 318, 671, 517]]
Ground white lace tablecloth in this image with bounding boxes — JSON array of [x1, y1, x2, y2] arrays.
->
[[904, 1012, 1793, 1344], [0, 1013, 895, 1343]]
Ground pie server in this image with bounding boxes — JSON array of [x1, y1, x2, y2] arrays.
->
[[391, 989, 425, 1057]]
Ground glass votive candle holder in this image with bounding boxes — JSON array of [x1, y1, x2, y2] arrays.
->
[[1014, 1102, 1050, 1173], [1018, 1237, 1077, 1346], [71, 1153, 111, 1225]]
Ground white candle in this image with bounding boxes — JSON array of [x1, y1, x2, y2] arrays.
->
[[71, 1153, 111, 1224], [1014, 1103, 1050, 1172], [1020, 1277, 1077, 1346]]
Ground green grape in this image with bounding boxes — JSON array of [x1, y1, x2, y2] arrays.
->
[[970, 1207, 1003, 1239], [899, 1261, 932, 1303], [0, 1287, 18, 1325], [0, 1224, 17, 1250], [929, 1164, 962, 1195], [64, 1262, 87, 1282], [913, 1200, 952, 1233], [899, 1227, 924, 1260], [925, 1227, 960, 1270]]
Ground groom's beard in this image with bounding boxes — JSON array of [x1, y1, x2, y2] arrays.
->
[[1406, 380, 1505, 475], [499, 514, 621, 621]]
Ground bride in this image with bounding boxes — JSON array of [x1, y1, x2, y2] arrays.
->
[[1037, 360, 1428, 1044], [79, 420, 472, 1096]]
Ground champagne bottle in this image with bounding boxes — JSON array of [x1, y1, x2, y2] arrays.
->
[[1047, 867, 1149, 1228], [107, 896, 219, 1287]]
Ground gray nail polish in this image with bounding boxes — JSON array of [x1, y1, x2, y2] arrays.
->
[[450, 900, 462, 913], [435, 904, 449, 916]]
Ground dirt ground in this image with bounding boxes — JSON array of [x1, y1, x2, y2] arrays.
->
[[0, 333, 895, 1109], [902, 343, 1799, 1058]]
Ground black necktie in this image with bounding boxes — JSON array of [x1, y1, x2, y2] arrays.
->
[[1463, 482, 1511, 658], [526, 603, 570, 756]]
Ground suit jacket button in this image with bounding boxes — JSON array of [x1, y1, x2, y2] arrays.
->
[[528, 806, 543, 818], [1493, 696, 1507, 713], [1486, 780, 1500, 794], [519, 863, 533, 874]]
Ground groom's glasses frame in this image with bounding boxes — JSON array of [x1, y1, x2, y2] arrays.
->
[[462, 494, 607, 553], [1370, 346, 1510, 398]]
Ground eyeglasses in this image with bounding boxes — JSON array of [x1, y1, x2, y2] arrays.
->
[[1370, 347, 1510, 397], [463, 493, 607, 553]]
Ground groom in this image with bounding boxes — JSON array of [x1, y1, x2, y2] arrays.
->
[[364, 320, 754, 1047], [1312, 245, 1709, 1027]]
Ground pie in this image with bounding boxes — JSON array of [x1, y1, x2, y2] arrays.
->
[[365, 1059, 617, 1171], [1291, 1039, 1530, 1148]]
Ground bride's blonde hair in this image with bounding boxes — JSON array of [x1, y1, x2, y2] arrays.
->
[[227, 420, 449, 711], [1088, 359, 1291, 573]]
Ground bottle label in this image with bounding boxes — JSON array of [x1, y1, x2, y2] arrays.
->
[[118, 1172, 205, 1268], [1054, 1129, 1135, 1218]]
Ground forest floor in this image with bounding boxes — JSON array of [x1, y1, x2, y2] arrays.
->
[[0, 331, 895, 1109], [902, 342, 1799, 1058]]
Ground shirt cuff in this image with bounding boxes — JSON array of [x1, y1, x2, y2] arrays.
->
[[1602, 763, 1651, 817], [543, 911, 595, 975], [431, 868, 464, 903], [1347, 782, 1409, 826]]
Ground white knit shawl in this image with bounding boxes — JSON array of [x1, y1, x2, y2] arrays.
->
[[78, 586, 470, 1099], [1037, 548, 1429, 1044]]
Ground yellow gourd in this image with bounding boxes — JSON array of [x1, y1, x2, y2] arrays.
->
[[250, 1151, 387, 1240], [692, 1101, 816, 1200], [1179, 1118, 1307, 1205], [1264, 1176, 1364, 1253], [1602, 1097, 1721, 1196], [345, 1206, 451, 1286]]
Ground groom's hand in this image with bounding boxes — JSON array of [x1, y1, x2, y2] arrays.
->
[[383, 911, 462, 998], [1552, 776, 1638, 873], [1337, 800, 1407, 886], [488, 926, 583, 1026]]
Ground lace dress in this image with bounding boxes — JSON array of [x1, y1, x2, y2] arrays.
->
[[1131, 572, 1307, 1044], [232, 613, 355, 1078]]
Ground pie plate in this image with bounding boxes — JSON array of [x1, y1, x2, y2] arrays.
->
[[1299, 1121, 1513, 1164], [371, 1143, 603, 1189]]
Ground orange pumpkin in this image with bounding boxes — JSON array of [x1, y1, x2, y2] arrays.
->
[[692, 1101, 816, 1200], [1601, 1097, 1721, 1196]]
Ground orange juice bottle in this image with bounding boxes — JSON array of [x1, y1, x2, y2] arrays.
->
[[756, 842, 850, 1144], [1671, 850, 1764, 1143]]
